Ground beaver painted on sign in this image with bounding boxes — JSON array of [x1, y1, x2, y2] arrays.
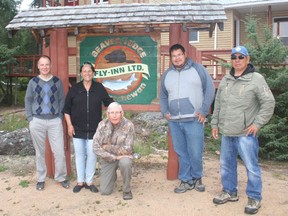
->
[[104, 49, 135, 63]]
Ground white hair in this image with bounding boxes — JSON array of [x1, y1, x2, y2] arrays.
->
[[107, 102, 123, 112]]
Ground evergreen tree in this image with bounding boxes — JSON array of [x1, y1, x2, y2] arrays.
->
[[0, 0, 19, 70], [0, 0, 38, 74], [244, 15, 288, 161]]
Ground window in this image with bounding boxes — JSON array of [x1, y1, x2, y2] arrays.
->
[[189, 29, 199, 43], [92, 0, 108, 4], [65, 0, 79, 6], [273, 17, 288, 45]]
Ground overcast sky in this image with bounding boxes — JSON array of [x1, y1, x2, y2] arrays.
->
[[20, 0, 32, 10]]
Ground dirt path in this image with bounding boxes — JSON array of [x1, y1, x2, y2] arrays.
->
[[0, 154, 287, 216]]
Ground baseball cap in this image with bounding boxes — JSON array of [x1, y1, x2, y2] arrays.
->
[[231, 46, 249, 56]]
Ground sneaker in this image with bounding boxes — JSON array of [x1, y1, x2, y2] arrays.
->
[[36, 182, 45, 191], [123, 191, 133, 200], [245, 197, 261, 214], [84, 183, 99, 193], [60, 180, 70, 189], [174, 181, 194, 193], [73, 184, 84, 193], [194, 178, 205, 192], [213, 191, 239, 204]]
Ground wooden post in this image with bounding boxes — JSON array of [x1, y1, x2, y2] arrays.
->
[[166, 24, 181, 180], [56, 28, 71, 176], [45, 28, 71, 177], [167, 129, 179, 180]]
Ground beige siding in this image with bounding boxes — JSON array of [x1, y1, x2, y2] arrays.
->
[[111, 0, 122, 4], [217, 10, 234, 49], [191, 10, 234, 50], [69, 56, 77, 75], [161, 32, 169, 46], [68, 36, 76, 48], [68, 36, 77, 76], [273, 11, 288, 17]]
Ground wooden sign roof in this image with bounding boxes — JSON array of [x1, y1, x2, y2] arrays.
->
[[6, 2, 226, 34]]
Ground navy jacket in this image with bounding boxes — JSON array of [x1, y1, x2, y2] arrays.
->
[[63, 80, 114, 139]]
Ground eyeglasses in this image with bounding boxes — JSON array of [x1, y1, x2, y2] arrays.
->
[[108, 111, 122, 115], [171, 53, 184, 59], [231, 54, 246, 60]]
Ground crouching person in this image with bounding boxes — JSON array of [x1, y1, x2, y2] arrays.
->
[[93, 102, 135, 200]]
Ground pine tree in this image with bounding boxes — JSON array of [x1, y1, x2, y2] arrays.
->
[[244, 15, 288, 161]]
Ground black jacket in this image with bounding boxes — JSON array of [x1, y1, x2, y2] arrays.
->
[[63, 80, 114, 139]]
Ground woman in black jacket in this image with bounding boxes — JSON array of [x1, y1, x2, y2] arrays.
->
[[63, 62, 113, 193]]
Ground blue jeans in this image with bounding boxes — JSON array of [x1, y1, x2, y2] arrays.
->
[[168, 120, 204, 182], [220, 135, 262, 200], [73, 138, 97, 184]]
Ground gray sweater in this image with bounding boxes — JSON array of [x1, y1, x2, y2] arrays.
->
[[25, 76, 65, 122], [160, 58, 215, 121]]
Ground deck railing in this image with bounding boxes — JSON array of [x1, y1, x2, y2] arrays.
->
[[1, 55, 41, 77]]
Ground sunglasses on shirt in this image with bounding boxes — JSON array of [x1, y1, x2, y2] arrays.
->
[[231, 54, 246, 60]]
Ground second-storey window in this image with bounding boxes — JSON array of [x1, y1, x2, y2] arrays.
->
[[273, 17, 288, 45], [92, 0, 109, 4]]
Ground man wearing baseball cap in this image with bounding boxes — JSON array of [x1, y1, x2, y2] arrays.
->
[[211, 45, 275, 214]]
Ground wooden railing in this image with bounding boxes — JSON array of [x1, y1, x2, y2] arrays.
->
[[159, 46, 231, 88], [2, 55, 41, 77], [198, 49, 231, 88]]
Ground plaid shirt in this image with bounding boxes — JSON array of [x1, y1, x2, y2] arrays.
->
[[93, 117, 134, 162]]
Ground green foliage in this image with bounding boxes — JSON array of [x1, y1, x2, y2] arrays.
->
[[0, 113, 28, 131], [133, 141, 152, 156], [19, 180, 29, 188], [204, 125, 221, 153], [0, 0, 38, 76], [147, 131, 167, 150], [0, 164, 7, 172], [244, 15, 287, 68], [244, 15, 288, 161], [134, 130, 167, 156]]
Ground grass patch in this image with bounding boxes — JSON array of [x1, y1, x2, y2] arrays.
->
[[204, 126, 221, 153], [147, 131, 167, 151], [0, 164, 7, 172], [134, 141, 153, 156], [19, 180, 30, 188], [0, 113, 28, 131]]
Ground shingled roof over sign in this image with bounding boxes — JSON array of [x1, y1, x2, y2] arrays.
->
[[6, 2, 226, 33]]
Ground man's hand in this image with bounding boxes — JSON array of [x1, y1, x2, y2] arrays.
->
[[165, 113, 171, 120], [116, 155, 133, 160], [197, 112, 205, 123], [67, 125, 75, 137], [244, 124, 258, 137], [212, 128, 219, 140]]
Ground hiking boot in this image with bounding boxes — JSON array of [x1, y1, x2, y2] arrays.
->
[[174, 181, 194, 193], [73, 184, 84, 193], [213, 191, 239, 204], [36, 182, 45, 191], [194, 178, 205, 192], [245, 197, 261, 214], [60, 180, 70, 189], [84, 183, 99, 193], [123, 191, 133, 200]]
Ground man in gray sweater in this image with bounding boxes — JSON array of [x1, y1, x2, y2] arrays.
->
[[25, 55, 69, 191], [160, 44, 215, 194]]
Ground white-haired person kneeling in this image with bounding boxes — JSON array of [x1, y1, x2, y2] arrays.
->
[[93, 102, 135, 200]]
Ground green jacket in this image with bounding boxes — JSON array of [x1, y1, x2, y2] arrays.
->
[[211, 64, 275, 136]]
